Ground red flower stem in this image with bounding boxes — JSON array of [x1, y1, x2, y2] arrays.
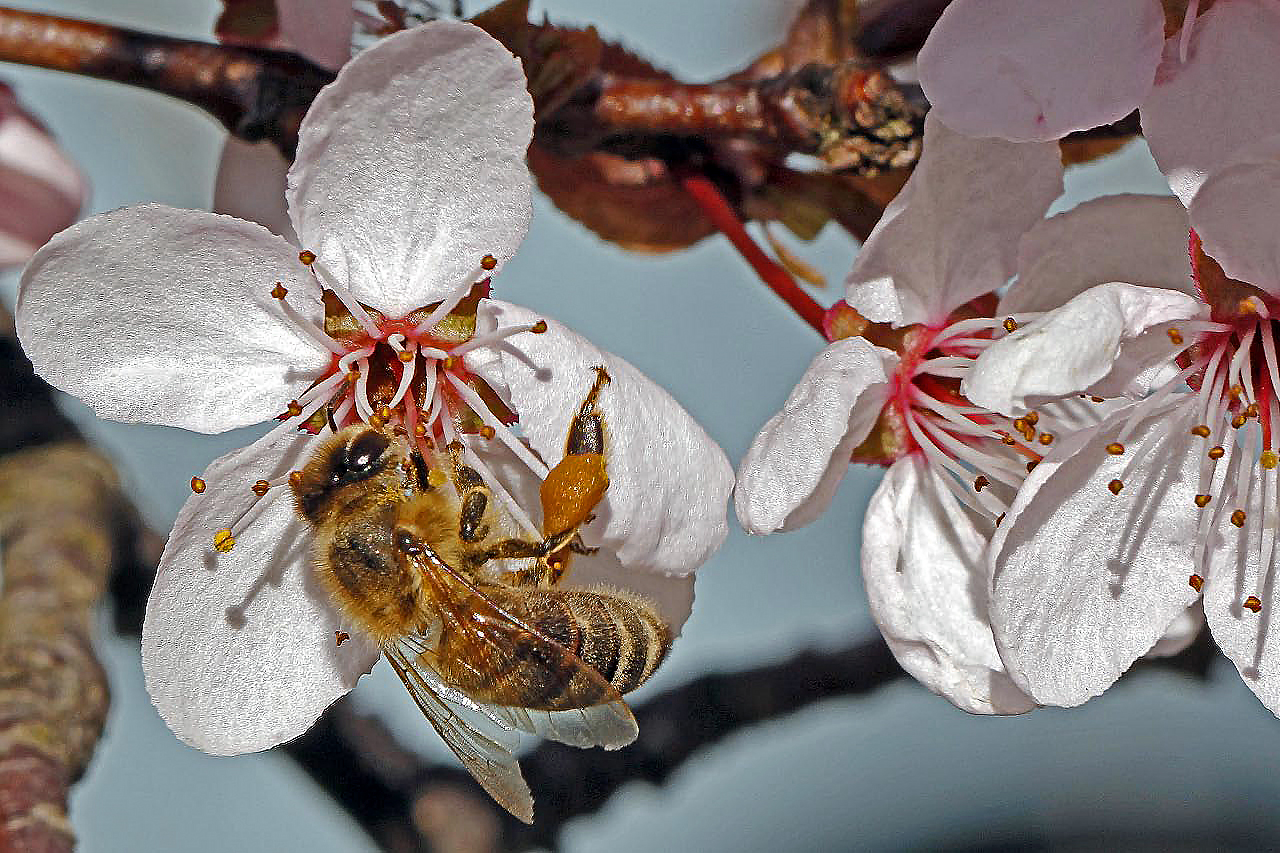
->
[[680, 175, 826, 336]]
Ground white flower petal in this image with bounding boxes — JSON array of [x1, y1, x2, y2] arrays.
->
[[734, 338, 896, 534], [0, 84, 85, 267], [1187, 134, 1280, 296], [845, 114, 1062, 327], [917, 0, 1163, 141], [1145, 601, 1204, 659], [862, 456, 1035, 715], [288, 21, 534, 317], [965, 283, 1201, 416], [142, 432, 379, 755], [16, 205, 331, 433], [988, 399, 1202, 706], [1000, 194, 1194, 315], [213, 137, 298, 243], [1142, 0, 1280, 205], [1202, 455, 1280, 717], [468, 300, 733, 576], [276, 0, 354, 70]]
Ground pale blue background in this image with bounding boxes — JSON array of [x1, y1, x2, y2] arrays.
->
[[4, 1, 1280, 850]]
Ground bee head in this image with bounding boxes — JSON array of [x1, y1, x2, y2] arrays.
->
[[292, 425, 406, 523]]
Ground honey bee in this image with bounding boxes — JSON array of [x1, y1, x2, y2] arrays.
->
[[291, 367, 671, 822]]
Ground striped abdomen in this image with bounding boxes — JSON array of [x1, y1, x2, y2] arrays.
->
[[438, 585, 670, 711]]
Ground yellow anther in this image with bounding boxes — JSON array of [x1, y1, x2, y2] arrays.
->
[[1246, 403, 1260, 418], [299, 250, 316, 265], [1167, 327, 1183, 345], [413, 422, 428, 438], [398, 349, 414, 363], [1013, 417, 1029, 432], [1191, 424, 1211, 437], [480, 254, 497, 271], [1208, 445, 1225, 460], [1108, 479, 1124, 495], [286, 400, 304, 417], [252, 479, 271, 497], [368, 413, 386, 429], [271, 282, 288, 299], [1002, 317, 1018, 333], [1194, 494, 1212, 508], [1239, 296, 1261, 315], [377, 405, 393, 421], [1232, 414, 1247, 429], [213, 529, 236, 552], [1025, 411, 1039, 426], [1231, 509, 1247, 527], [1262, 450, 1279, 470], [1106, 442, 1124, 455], [443, 356, 458, 370], [531, 320, 548, 334], [1038, 432, 1054, 446], [289, 471, 303, 490], [1244, 595, 1262, 613], [974, 475, 989, 492], [345, 369, 360, 384], [1229, 385, 1243, 400], [1188, 574, 1204, 592], [479, 425, 496, 440], [190, 476, 206, 494]]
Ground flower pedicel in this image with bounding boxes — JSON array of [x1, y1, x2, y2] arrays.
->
[[16, 22, 732, 769]]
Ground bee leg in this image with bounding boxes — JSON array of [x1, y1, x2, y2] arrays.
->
[[536, 366, 611, 583], [445, 441, 491, 544]]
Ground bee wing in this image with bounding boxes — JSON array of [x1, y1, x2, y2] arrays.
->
[[382, 644, 534, 824], [402, 546, 640, 750]]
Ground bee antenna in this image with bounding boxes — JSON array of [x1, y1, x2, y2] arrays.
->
[[326, 406, 339, 434]]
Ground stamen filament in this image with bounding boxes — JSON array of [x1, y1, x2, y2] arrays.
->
[[386, 342, 418, 409], [275, 294, 347, 356], [413, 274, 483, 338], [1178, 0, 1200, 64], [448, 322, 545, 358], [311, 259, 381, 338], [442, 371, 549, 478], [354, 357, 374, 420]]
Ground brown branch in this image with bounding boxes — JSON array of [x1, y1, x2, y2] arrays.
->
[[0, 6, 333, 157]]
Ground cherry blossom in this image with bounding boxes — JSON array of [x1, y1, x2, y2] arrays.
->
[[16, 21, 731, 754], [736, 115, 1068, 714], [917, 0, 1280, 207], [0, 82, 85, 268], [964, 159, 1280, 714]]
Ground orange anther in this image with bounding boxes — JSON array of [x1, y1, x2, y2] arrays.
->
[[286, 400, 304, 417], [398, 349, 414, 363], [443, 356, 458, 370], [1188, 574, 1204, 592], [1002, 317, 1018, 333], [974, 475, 989, 492], [335, 631, 350, 647], [1231, 509, 1247, 527], [1232, 414, 1247, 429], [271, 282, 288, 299], [213, 529, 236, 552], [289, 471, 303, 490], [1025, 411, 1039, 425], [1244, 596, 1262, 613], [413, 422, 428, 438], [1108, 479, 1124, 495], [345, 370, 360, 384], [479, 425, 496, 440], [1106, 442, 1124, 455], [1229, 385, 1243, 400], [1246, 403, 1260, 418], [299, 250, 316, 265], [377, 405, 393, 421], [1038, 432, 1054, 445], [252, 479, 271, 497], [480, 254, 497, 271], [1194, 494, 1212, 508], [190, 476, 206, 494], [1090, 396, 1105, 403], [1013, 417, 1029, 432], [1262, 451, 1279, 470], [531, 320, 548, 334], [1191, 424, 1211, 437], [1208, 446, 1225, 460], [1167, 327, 1183, 345]]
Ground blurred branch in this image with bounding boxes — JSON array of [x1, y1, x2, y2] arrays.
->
[[0, 303, 147, 852]]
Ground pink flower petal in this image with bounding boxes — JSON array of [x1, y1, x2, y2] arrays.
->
[[1000, 194, 1194, 315], [468, 300, 733, 576], [918, 0, 1163, 141], [845, 114, 1062, 327], [965, 283, 1201, 416], [213, 137, 297, 242], [16, 204, 332, 433], [863, 455, 1035, 715], [142, 432, 379, 754], [288, 22, 533, 318], [0, 83, 85, 267], [1142, 0, 1280, 205], [1187, 134, 1280, 296], [735, 337, 896, 534], [988, 399, 1203, 706]]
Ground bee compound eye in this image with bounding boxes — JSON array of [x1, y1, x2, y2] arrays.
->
[[393, 528, 421, 555], [341, 430, 391, 479]]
